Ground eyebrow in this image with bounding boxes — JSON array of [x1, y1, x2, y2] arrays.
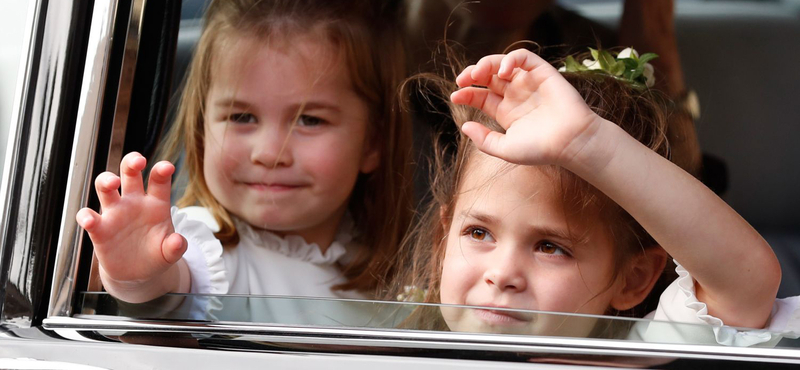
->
[[210, 98, 342, 114], [287, 101, 342, 114], [459, 210, 575, 242], [211, 98, 252, 110]]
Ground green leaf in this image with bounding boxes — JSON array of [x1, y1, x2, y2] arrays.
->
[[622, 58, 638, 70], [564, 55, 586, 72], [638, 53, 659, 65], [597, 50, 616, 71], [589, 48, 600, 61], [630, 65, 644, 81], [610, 61, 626, 76]]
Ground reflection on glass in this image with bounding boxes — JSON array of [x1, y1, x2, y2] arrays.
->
[[0, 0, 31, 172], [80, 292, 799, 348]]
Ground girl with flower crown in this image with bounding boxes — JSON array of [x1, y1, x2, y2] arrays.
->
[[394, 47, 800, 345]]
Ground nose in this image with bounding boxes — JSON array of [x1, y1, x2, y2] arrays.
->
[[483, 247, 528, 292], [251, 123, 293, 167]]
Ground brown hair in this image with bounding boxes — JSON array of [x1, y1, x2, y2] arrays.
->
[[393, 49, 699, 329], [159, 0, 413, 294]]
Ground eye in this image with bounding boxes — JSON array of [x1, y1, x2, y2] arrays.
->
[[228, 113, 256, 124], [464, 226, 495, 243], [537, 241, 569, 256], [297, 114, 326, 127]]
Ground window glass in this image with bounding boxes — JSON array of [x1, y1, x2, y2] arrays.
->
[[80, 0, 800, 355], [81, 293, 800, 348]]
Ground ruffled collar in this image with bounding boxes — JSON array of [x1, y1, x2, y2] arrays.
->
[[232, 216, 356, 265]]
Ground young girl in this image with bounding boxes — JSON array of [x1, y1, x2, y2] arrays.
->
[[75, 0, 413, 309], [396, 47, 799, 345]]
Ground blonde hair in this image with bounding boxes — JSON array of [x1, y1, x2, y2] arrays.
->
[[159, 0, 413, 293], [393, 49, 699, 328]]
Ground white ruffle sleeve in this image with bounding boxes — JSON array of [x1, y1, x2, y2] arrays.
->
[[172, 207, 229, 295], [629, 260, 800, 346]]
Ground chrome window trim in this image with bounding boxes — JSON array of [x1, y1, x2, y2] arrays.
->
[[50, 0, 149, 317], [0, 0, 39, 222], [43, 316, 800, 364], [48, 0, 121, 318], [105, 0, 146, 172]]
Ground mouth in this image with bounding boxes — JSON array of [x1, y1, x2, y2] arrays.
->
[[243, 182, 306, 192], [472, 306, 535, 325]]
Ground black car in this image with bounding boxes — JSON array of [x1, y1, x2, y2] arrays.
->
[[2, 0, 800, 368]]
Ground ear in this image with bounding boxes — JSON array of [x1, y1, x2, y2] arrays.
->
[[359, 146, 380, 174], [610, 247, 668, 311]]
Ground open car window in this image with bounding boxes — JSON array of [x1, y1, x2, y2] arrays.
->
[[14, 0, 799, 368]]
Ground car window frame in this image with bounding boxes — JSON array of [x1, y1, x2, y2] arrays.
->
[[15, 0, 800, 367]]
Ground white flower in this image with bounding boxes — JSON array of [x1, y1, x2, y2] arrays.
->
[[582, 59, 601, 70], [558, 65, 566, 72], [617, 47, 639, 59], [643, 63, 655, 87]]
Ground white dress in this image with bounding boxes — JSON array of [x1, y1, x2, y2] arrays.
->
[[173, 207, 397, 326], [629, 260, 800, 347]]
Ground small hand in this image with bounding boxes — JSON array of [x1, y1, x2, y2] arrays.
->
[[76, 152, 187, 302], [450, 49, 600, 167]]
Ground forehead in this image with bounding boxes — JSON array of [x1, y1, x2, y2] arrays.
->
[[455, 152, 606, 240], [457, 153, 560, 215], [209, 31, 353, 97]]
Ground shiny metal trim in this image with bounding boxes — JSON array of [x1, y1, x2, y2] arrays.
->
[[48, 0, 120, 318], [105, 0, 146, 172], [43, 316, 800, 364], [85, 0, 148, 294], [0, 1, 40, 222]]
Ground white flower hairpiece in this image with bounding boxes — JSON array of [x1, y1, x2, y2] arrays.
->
[[558, 47, 658, 88]]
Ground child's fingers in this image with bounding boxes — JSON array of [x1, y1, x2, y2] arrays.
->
[[120, 152, 146, 197], [451, 87, 503, 119], [461, 121, 508, 160], [499, 49, 552, 79], [147, 161, 175, 203], [76, 207, 101, 231], [457, 66, 510, 98], [95, 172, 121, 207], [485, 74, 510, 97], [455, 65, 478, 87], [161, 233, 187, 265], [467, 54, 507, 86]]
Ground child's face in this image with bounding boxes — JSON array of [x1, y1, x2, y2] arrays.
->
[[439, 152, 624, 336], [203, 34, 378, 247]]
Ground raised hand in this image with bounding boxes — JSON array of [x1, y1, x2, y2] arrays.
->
[[76, 152, 188, 303], [450, 49, 601, 167]]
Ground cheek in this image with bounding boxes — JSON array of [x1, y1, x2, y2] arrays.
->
[[532, 265, 614, 315], [203, 129, 245, 186], [439, 240, 474, 305], [301, 136, 365, 182]]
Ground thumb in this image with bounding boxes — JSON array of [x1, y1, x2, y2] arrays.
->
[[162, 233, 188, 265], [461, 121, 508, 160]]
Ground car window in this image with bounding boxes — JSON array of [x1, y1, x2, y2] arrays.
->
[[55, 0, 800, 364]]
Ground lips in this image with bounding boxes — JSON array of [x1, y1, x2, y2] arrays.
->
[[243, 182, 306, 192], [471, 305, 535, 325]]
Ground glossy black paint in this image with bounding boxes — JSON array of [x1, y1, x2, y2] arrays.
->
[[0, 0, 92, 328]]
